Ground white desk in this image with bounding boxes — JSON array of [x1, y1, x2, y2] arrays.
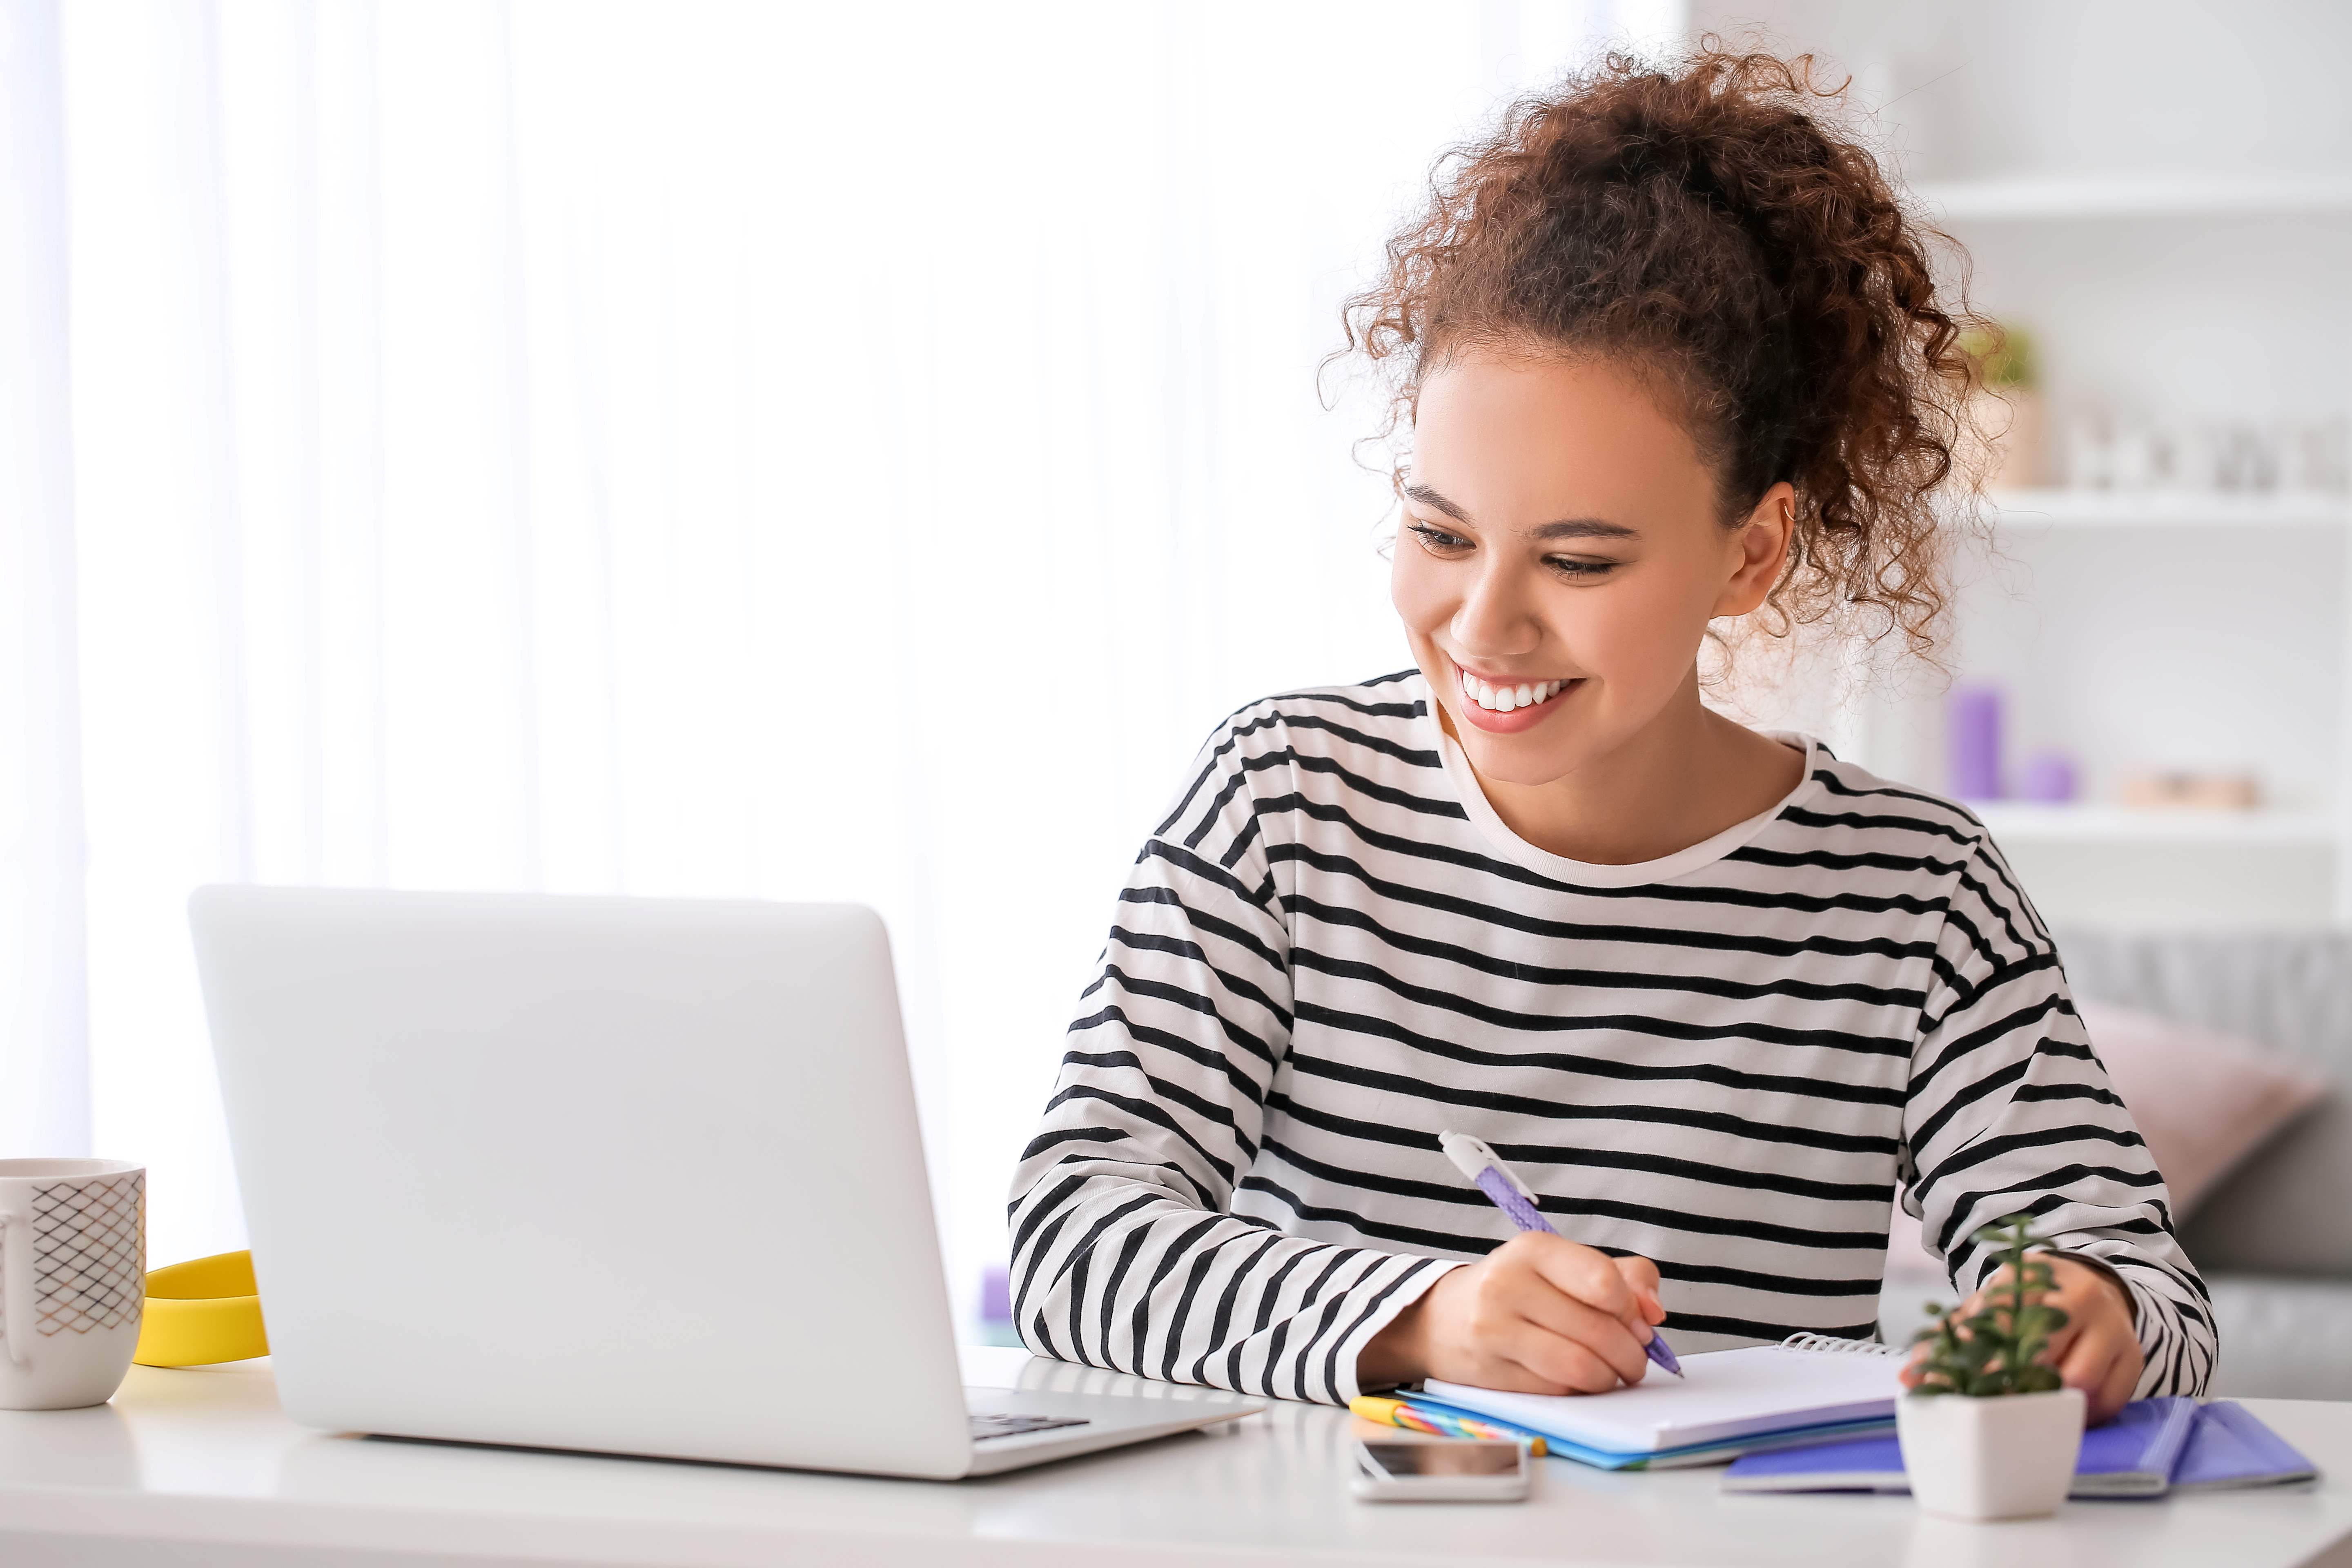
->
[[3, 1349, 2349, 1568]]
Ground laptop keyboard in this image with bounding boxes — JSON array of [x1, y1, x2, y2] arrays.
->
[[970, 1412, 1091, 1442]]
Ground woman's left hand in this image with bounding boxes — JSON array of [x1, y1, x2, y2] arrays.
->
[[1899, 1254, 2143, 1424]]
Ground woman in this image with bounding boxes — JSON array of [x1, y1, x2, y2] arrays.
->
[[1007, 49, 2212, 1421]]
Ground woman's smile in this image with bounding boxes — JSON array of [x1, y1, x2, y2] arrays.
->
[[1447, 656, 1584, 733]]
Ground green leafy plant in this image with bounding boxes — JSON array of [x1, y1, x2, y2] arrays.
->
[[1909, 1214, 2070, 1397], [1957, 322, 2037, 392]]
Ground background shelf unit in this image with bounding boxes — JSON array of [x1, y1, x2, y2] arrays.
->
[[1986, 490, 2352, 528], [1913, 173, 2352, 222], [1867, 167, 2350, 925], [1973, 803, 2337, 846], [1669, 7, 2352, 933]]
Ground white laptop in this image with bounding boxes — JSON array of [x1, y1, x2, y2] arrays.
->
[[188, 886, 1259, 1478]]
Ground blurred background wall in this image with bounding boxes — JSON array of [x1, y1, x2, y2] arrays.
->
[[0, 0, 1682, 1317], [4, 0, 2348, 1333]]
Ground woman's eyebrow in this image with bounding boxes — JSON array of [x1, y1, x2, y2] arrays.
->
[[1530, 517, 1638, 541], [1405, 483, 1636, 541], [1403, 481, 1472, 522]]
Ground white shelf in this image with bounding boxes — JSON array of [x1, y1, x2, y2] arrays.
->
[[1974, 802, 2336, 845], [1986, 489, 2351, 528], [1912, 172, 2352, 221]]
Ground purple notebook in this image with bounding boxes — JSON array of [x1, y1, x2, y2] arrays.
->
[[2172, 1401, 2321, 1492], [1721, 1399, 2314, 1499]]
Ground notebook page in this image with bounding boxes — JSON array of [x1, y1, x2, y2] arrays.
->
[[1424, 1342, 1901, 1454]]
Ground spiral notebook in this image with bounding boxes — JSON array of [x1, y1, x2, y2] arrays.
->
[[1414, 1334, 1902, 1471]]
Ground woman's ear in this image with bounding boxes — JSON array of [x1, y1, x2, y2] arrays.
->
[[1713, 482, 1796, 617]]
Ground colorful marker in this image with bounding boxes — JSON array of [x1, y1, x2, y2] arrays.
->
[[1350, 1394, 1548, 1454]]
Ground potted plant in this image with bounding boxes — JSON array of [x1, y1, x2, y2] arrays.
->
[[1955, 321, 2043, 490], [1895, 1214, 2086, 1521]]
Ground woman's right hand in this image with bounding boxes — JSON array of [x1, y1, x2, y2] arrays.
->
[[1359, 1231, 1666, 1393]]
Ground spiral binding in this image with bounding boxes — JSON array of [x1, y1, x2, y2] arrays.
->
[[1780, 1331, 1901, 1357]]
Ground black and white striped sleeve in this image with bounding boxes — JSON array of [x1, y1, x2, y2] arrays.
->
[[1005, 713, 1459, 1404], [1900, 843, 2217, 1397]]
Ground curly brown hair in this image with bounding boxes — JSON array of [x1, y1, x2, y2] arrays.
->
[[1339, 45, 1988, 659]]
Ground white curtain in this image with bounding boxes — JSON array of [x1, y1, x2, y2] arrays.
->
[[7, 0, 1684, 1313]]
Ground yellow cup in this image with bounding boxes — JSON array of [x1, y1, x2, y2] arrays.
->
[[135, 1250, 269, 1367]]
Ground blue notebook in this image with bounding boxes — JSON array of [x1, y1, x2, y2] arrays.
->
[[1416, 1338, 1902, 1471], [1721, 1399, 2315, 1499]]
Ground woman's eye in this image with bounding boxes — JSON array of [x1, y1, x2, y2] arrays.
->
[[1407, 523, 1470, 552], [1548, 556, 1618, 579]]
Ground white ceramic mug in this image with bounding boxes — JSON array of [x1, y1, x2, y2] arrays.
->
[[0, 1159, 147, 1410]]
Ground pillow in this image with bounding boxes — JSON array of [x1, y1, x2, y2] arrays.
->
[[2074, 1000, 2328, 1218], [1884, 1001, 2328, 1270]]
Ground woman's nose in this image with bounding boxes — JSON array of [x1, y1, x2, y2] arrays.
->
[[1450, 561, 1541, 659]]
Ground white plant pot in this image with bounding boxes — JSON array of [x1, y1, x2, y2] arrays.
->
[[1895, 1387, 2086, 1521]]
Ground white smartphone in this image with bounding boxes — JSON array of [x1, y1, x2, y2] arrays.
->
[[1350, 1437, 1531, 1502]]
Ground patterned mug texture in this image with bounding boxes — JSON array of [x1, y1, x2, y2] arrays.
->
[[0, 1159, 147, 1410]]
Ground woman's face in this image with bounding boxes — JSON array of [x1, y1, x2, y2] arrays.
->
[[1390, 350, 1791, 788]]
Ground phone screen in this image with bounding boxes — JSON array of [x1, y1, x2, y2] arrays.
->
[[1362, 1440, 1522, 1477]]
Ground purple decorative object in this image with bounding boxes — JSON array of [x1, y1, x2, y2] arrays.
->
[[1948, 685, 2004, 801], [2014, 751, 2079, 805], [979, 1263, 1011, 1324]]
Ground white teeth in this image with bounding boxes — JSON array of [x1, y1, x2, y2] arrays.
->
[[1457, 668, 1577, 714]]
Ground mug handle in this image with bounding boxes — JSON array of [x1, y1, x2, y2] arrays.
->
[[0, 1209, 26, 1367]]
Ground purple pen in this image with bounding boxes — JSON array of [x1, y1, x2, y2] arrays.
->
[[1439, 1130, 1683, 1378]]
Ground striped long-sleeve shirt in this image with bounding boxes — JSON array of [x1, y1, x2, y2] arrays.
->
[[1007, 671, 2216, 1405]]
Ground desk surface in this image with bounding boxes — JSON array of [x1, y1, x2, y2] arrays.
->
[[2, 1349, 2349, 1568]]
